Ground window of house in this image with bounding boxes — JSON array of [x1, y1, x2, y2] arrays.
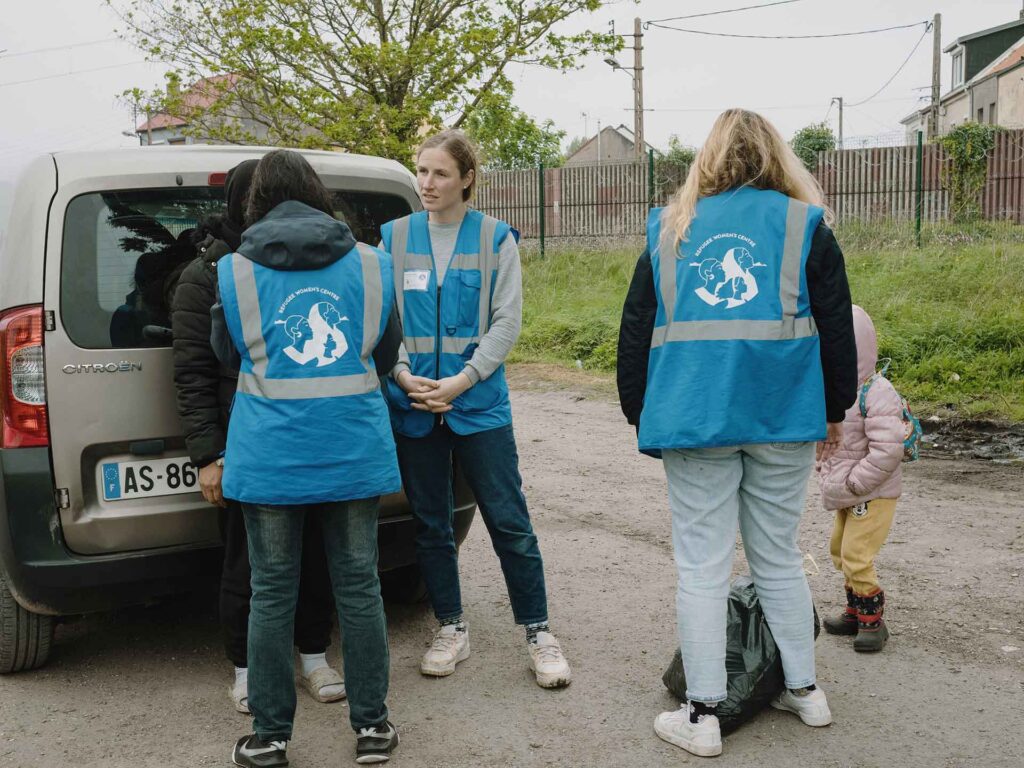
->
[[952, 51, 964, 86], [990, 102, 997, 124], [978, 107, 984, 122]]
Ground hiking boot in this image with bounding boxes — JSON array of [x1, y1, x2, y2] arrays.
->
[[527, 631, 571, 688], [654, 702, 723, 757], [231, 734, 289, 768], [770, 687, 833, 727], [420, 624, 470, 676], [854, 589, 890, 652], [823, 587, 859, 636], [355, 720, 399, 764]]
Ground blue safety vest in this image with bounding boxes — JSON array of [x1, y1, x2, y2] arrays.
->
[[380, 209, 513, 437], [638, 187, 827, 454], [217, 243, 400, 503]]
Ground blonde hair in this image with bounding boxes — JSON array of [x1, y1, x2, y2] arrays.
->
[[417, 129, 479, 202], [666, 109, 833, 245]]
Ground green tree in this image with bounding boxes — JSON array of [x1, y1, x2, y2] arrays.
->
[[112, 0, 618, 162], [661, 134, 695, 165], [653, 135, 694, 200], [564, 135, 588, 158], [464, 92, 564, 169], [939, 121, 1001, 223], [790, 122, 836, 170]]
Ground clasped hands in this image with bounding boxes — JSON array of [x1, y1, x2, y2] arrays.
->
[[396, 370, 473, 413]]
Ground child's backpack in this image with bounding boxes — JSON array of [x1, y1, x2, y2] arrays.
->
[[858, 359, 923, 462]]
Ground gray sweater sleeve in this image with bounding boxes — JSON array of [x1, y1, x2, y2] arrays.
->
[[461, 234, 522, 384]]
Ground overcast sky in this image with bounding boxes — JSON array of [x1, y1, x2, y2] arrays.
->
[[2, 0, 1024, 185]]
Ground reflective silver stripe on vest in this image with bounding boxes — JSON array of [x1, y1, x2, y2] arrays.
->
[[477, 216, 499, 337], [780, 199, 809, 338], [658, 317, 817, 344], [403, 253, 434, 271], [441, 335, 477, 355], [390, 216, 410, 323], [357, 243, 383, 360], [654, 209, 677, 349], [232, 254, 268, 375], [404, 336, 436, 354], [652, 198, 813, 349], [237, 370, 379, 400]]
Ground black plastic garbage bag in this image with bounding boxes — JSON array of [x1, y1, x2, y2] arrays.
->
[[662, 576, 820, 734]]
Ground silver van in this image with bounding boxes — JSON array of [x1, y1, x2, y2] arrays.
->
[[0, 146, 475, 673]]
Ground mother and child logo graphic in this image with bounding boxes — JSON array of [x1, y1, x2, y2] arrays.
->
[[276, 301, 349, 367], [690, 246, 766, 309]]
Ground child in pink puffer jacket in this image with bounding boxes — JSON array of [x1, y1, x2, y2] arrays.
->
[[818, 305, 903, 652]]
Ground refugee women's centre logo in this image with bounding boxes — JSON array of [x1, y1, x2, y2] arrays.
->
[[689, 232, 765, 309], [275, 287, 350, 367]]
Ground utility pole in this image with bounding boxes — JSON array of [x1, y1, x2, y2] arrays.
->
[[832, 97, 844, 150], [633, 16, 645, 159], [929, 14, 942, 138]]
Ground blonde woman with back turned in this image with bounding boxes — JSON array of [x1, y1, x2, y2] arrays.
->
[[616, 109, 858, 756]]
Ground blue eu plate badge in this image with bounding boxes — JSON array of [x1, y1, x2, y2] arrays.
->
[[102, 463, 121, 500]]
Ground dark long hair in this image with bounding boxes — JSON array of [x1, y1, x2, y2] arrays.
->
[[245, 149, 335, 225]]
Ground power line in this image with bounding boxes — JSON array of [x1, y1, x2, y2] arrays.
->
[[0, 38, 121, 59], [846, 24, 932, 107], [628, 96, 919, 113], [646, 20, 928, 39], [646, 0, 805, 26], [0, 60, 151, 88]]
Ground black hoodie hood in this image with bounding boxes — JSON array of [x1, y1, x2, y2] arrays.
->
[[238, 201, 357, 271]]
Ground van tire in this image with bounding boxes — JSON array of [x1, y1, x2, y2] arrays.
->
[[379, 564, 428, 605], [0, 573, 54, 673]]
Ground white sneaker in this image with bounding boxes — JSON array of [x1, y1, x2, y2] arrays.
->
[[420, 624, 470, 676], [527, 632, 571, 688], [654, 703, 723, 757], [771, 687, 833, 727]]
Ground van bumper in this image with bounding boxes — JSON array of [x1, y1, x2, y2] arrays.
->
[[0, 447, 222, 616], [1, 448, 476, 616]]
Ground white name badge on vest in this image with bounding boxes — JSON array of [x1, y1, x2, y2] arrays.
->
[[404, 270, 431, 291]]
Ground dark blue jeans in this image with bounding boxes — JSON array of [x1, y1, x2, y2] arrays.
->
[[396, 421, 548, 626], [242, 498, 389, 741]]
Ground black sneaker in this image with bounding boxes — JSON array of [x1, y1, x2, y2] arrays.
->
[[355, 720, 399, 764], [232, 734, 289, 768]]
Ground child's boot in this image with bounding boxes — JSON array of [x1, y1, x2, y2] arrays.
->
[[823, 587, 858, 636], [854, 589, 889, 652]]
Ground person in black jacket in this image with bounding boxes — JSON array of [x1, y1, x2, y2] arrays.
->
[[171, 159, 344, 714]]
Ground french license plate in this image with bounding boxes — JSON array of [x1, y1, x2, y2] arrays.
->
[[100, 456, 199, 501]]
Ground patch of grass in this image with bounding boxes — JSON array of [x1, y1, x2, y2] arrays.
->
[[516, 236, 1024, 421]]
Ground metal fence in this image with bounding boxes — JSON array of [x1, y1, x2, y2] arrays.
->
[[476, 130, 1024, 250], [476, 153, 689, 249]]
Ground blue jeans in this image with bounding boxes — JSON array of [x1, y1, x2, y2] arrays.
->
[[396, 422, 548, 625], [242, 498, 389, 741], [664, 442, 817, 702]]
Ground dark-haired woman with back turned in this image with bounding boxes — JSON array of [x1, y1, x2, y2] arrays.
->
[[211, 149, 402, 766]]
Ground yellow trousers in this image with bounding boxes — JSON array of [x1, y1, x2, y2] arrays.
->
[[829, 498, 897, 596]]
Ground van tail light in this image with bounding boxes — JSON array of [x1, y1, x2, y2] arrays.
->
[[208, 172, 227, 186], [0, 305, 49, 448]]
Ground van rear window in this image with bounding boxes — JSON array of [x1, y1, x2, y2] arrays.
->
[[60, 188, 412, 349]]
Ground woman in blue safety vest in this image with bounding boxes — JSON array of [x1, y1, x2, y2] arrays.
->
[[380, 129, 572, 689], [211, 150, 402, 767], [617, 110, 857, 757]]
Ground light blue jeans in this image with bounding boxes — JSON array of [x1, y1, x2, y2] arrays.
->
[[664, 442, 816, 703]]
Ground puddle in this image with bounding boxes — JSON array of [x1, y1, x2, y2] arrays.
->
[[921, 419, 1024, 464]]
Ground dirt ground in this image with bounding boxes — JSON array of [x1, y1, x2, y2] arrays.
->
[[1, 371, 1022, 767]]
